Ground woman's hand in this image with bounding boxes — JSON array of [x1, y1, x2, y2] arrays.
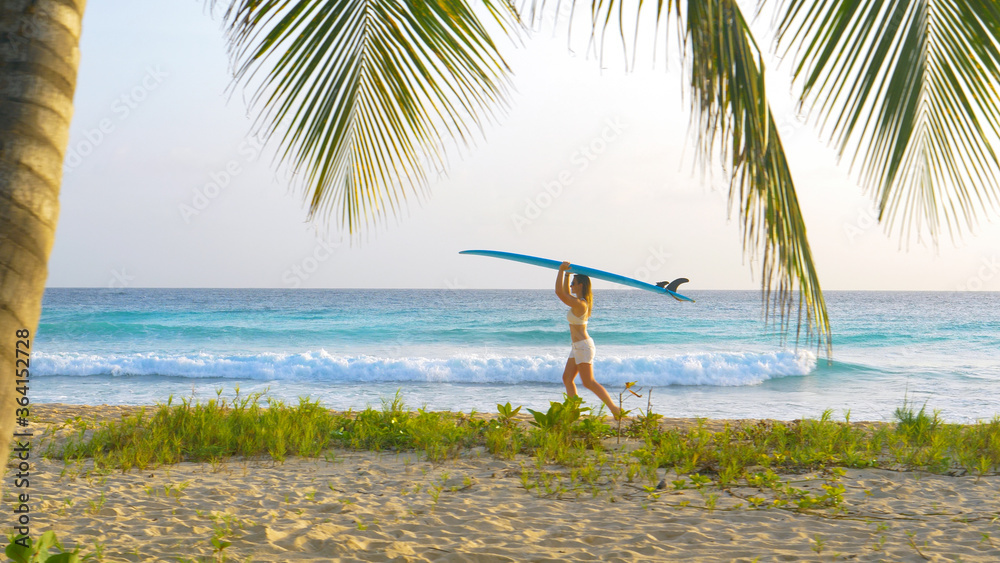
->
[[559, 261, 571, 271]]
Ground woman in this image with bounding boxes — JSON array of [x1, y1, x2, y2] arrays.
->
[[555, 261, 621, 418]]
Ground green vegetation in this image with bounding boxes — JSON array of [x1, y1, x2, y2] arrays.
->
[[27, 386, 998, 536], [4, 530, 97, 563], [42, 388, 1000, 499]]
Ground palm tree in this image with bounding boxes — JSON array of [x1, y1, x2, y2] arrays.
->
[[3, 0, 1000, 486], [0, 0, 86, 488]]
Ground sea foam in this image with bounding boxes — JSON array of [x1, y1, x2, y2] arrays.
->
[[34, 350, 815, 387]]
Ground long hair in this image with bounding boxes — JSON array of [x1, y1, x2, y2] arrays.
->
[[573, 274, 593, 319]]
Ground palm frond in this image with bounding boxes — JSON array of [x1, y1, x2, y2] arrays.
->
[[522, 0, 683, 69], [684, 0, 830, 355], [218, 0, 519, 232], [773, 0, 1000, 242], [535, 0, 831, 354]]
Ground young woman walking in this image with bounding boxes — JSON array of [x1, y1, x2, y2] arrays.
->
[[555, 261, 621, 418]]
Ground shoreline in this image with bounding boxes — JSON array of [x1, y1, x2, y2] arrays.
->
[[29, 378, 1000, 426], [5, 404, 1000, 562]]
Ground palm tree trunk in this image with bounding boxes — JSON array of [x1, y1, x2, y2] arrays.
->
[[0, 0, 85, 492]]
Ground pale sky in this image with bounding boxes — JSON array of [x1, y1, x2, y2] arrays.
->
[[47, 0, 1000, 291]]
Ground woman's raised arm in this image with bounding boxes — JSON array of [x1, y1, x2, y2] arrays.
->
[[555, 262, 578, 307]]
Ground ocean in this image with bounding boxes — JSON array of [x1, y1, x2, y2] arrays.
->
[[31, 289, 1000, 423]]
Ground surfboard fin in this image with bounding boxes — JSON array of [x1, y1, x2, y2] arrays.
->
[[656, 278, 690, 295]]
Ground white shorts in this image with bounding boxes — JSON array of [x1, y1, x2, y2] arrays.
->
[[570, 338, 596, 364]]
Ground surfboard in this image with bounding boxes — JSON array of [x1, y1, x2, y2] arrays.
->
[[459, 250, 695, 302]]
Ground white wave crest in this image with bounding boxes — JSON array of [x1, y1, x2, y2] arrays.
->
[[33, 350, 816, 387]]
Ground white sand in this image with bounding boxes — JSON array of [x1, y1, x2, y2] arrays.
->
[[4, 404, 999, 562]]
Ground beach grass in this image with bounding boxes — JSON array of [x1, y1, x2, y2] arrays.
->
[[43, 388, 1000, 487], [12, 390, 1000, 561]]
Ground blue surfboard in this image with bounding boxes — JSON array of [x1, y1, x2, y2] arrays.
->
[[459, 250, 694, 302]]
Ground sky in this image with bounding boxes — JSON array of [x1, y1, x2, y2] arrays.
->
[[47, 0, 1000, 291]]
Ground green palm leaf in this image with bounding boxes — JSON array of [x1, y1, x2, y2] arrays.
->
[[545, 0, 831, 353], [773, 0, 1000, 241], [686, 0, 830, 354], [218, 0, 518, 231]]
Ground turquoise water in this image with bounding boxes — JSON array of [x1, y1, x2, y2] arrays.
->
[[32, 289, 1000, 422]]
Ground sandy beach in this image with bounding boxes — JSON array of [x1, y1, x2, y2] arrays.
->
[[5, 404, 1000, 562]]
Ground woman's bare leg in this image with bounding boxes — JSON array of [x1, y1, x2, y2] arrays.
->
[[562, 357, 580, 398], [577, 363, 621, 418]]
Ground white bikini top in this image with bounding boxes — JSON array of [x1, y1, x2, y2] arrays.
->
[[567, 310, 588, 326]]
